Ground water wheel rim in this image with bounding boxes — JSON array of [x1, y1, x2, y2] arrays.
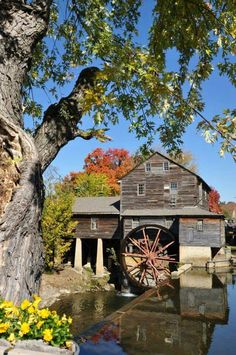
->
[[121, 224, 177, 289]]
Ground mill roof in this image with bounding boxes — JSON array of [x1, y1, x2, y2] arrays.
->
[[121, 207, 223, 218], [72, 196, 120, 215]]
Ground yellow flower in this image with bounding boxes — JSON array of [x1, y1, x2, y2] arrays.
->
[[21, 299, 31, 310], [68, 317, 72, 325], [32, 295, 41, 309], [66, 341, 72, 349], [56, 320, 62, 326], [36, 320, 44, 329], [8, 333, 16, 342], [0, 322, 10, 333], [0, 301, 13, 309], [38, 308, 50, 319], [20, 322, 30, 335], [43, 328, 53, 342], [27, 305, 36, 314]]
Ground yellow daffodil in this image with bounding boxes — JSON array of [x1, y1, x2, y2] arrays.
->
[[20, 299, 31, 310], [36, 320, 44, 329], [38, 308, 50, 319], [7, 333, 16, 342], [43, 328, 53, 342], [0, 322, 10, 333], [66, 341, 72, 349], [27, 305, 36, 314], [20, 322, 30, 335], [0, 301, 13, 309], [68, 317, 72, 325]]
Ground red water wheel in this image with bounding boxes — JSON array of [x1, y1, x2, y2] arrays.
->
[[121, 225, 177, 288]]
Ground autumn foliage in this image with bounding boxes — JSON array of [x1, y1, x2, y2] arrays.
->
[[83, 148, 135, 194], [209, 188, 222, 214]]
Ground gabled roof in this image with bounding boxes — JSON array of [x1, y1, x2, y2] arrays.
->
[[72, 196, 120, 215], [120, 151, 211, 191]]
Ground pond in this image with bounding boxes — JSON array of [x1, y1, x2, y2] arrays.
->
[[51, 269, 236, 355], [51, 290, 136, 335]]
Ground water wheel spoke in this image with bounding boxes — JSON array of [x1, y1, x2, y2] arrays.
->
[[139, 268, 147, 284], [127, 259, 146, 273], [129, 237, 148, 255], [130, 268, 141, 277], [151, 229, 161, 252], [142, 228, 151, 251], [122, 252, 147, 259], [157, 240, 174, 254]]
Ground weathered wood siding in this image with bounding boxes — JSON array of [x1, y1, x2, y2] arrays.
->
[[123, 217, 179, 239], [121, 153, 209, 212], [179, 217, 224, 247], [74, 215, 121, 239]]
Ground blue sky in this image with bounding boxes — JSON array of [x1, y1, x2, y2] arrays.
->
[[41, 2, 235, 202]]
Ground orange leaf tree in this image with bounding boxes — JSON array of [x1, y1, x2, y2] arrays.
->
[[209, 188, 222, 214], [84, 148, 135, 194]]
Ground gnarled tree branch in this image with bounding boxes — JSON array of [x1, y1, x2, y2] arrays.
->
[[34, 67, 111, 172]]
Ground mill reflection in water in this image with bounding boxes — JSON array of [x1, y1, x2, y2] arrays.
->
[[52, 270, 236, 355]]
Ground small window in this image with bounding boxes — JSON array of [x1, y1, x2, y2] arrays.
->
[[164, 183, 170, 190], [170, 182, 178, 191], [132, 218, 140, 229], [170, 195, 176, 207], [197, 220, 203, 232], [165, 218, 173, 228], [145, 162, 151, 172], [91, 218, 98, 230], [163, 161, 169, 171], [137, 183, 145, 196]]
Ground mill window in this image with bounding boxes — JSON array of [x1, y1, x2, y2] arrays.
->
[[163, 161, 169, 171], [197, 220, 203, 232], [170, 182, 178, 191], [145, 162, 151, 173], [91, 218, 98, 230], [137, 183, 145, 196]]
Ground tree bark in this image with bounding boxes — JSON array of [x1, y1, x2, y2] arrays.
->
[[0, 1, 109, 303]]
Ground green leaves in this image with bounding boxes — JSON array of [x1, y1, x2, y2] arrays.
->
[[24, 0, 236, 160]]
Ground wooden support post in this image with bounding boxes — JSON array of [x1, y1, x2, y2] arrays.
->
[[96, 238, 104, 276], [74, 238, 82, 272]]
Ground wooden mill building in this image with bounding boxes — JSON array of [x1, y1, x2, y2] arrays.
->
[[72, 151, 225, 275]]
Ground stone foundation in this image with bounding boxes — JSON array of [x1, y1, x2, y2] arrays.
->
[[179, 245, 211, 267]]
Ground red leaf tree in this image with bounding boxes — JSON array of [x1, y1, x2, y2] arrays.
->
[[209, 188, 222, 214], [84, 148, 134, 194]]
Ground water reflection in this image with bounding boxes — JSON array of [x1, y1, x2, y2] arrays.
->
[[51, 291, 135, 335], [76, 270, 236, 355]]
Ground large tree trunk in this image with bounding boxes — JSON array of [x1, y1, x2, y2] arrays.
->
[[0, 116, 44, 302], [0, 0, 51, 302], [0, 1, 108, 303]]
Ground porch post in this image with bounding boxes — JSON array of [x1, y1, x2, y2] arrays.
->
[[74, 238, 82, 272], [96, 238, 104, 276]]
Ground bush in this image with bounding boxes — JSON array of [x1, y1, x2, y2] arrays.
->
[[0, 295, 73, 349]]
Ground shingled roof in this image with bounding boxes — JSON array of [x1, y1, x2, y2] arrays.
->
[[72, 196, 120, 215], [121, 207, 223, 218]]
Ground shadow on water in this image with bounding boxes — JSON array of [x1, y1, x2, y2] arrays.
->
[[51, 269, 236, 355]]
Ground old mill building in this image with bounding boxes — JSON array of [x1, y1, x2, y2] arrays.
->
[[71, 151, 226, 277]]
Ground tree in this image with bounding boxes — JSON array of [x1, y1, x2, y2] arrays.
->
[[0, 0, 235, 302], [42, 185, 77, 269], [209, 188, 222, 214], [84, 148, 134, 194], [62, 171, 112, 197]]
